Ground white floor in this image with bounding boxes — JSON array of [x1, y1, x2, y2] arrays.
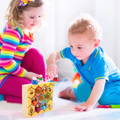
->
[[0, 81, 120, 120]]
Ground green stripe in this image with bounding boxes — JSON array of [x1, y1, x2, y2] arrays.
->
[[94, 49, 99, 58], [95, 77, 105, 80], [111, 105, 120, 108], [16, 27, 23, 38], [60, 51, 64, 58]]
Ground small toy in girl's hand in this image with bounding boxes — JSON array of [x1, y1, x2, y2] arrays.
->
[[22, 78, 54, 117], [37, 75, 44, 82], [31, 75, 44, 84], [31, 77, 39, 85], [31, 80, 39, 85]]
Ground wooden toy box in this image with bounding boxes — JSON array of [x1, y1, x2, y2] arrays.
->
[[22, 82, 54, 117]]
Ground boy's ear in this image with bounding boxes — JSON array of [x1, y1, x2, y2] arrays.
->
[[94, 39, 100, 47]]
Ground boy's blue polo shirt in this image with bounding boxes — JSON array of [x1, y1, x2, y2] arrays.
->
[[60, 47, 120, 87]]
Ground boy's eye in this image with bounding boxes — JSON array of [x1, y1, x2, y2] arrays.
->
[[70, 45, 73, 48]]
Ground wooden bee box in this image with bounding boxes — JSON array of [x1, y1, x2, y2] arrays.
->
[[22, 82, 54, 117]]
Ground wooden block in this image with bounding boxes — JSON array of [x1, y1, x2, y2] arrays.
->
[[22, 82, 54, 117]]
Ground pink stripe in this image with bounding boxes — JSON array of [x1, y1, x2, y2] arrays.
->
[[13, 66, 20, 74], [0, 41, 3, 44], [0, 60, 12, 66], [16, 49, 25, 52], [15, 68, 23, 75], [2, 46, 15, 51], [5, 29, 20, 39], [0, 60, 10, 64], [3, 43, 16, 49], [0, 39, 3, 43], [14, 56, 23, 60], [0, 60, 9, 66], [0, 34, 3, 44]]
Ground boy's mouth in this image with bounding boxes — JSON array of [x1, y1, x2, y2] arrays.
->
[[76, 56, 81, 58]]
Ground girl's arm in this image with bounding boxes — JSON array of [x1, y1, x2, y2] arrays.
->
[[75, 79, 106, 111], [0, 29, 27, 77], [0, 29, 41, 80]]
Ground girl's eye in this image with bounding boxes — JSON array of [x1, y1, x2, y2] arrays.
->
[[30, 16, 34, 19], [77, 47, 82, 49], [38, 16, 41, 18], [70, 45, 73, 48]]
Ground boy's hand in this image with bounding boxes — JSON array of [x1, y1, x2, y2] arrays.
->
[[47, 64, 58, 80], [74, 102, 94, 112], [25, 72, 42, 80]]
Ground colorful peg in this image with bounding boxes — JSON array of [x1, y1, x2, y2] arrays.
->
[[97, 105, 120, 108], [37, 75, 43, 81]]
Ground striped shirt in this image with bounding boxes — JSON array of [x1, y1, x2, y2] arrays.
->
[[0, 26, 34, 87]]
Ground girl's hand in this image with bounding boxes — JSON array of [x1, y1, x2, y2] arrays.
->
[[47, 64, 58, 80], [74, 102, 94, 112], [25, 72, 42, 80]]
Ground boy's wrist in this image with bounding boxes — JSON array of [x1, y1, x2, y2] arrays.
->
[[86, 99, 97, 106]]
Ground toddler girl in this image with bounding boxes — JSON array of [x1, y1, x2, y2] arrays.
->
[[0, 0, 46, 103]]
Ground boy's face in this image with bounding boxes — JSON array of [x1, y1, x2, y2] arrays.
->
[[21, 6, 44, 30], [68, 33, 99, 64]]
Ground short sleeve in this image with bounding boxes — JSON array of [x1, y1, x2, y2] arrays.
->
[[60, 47, 75, 61], [94, 59, 109, 81]]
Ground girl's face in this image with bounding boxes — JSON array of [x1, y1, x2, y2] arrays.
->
[[21, 7, 44, 30], [68, 33, 100, 64]]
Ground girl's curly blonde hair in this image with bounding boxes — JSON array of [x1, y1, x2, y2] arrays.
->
[[6, 0, 43, 29]]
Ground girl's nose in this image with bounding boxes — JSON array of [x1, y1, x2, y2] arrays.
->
[[33, 18, 37, 24], [34, 18, 41, 25]]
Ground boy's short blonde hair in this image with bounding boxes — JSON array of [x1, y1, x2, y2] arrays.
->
[[6, 0, 43, 29], [68, 14, 102, 39]]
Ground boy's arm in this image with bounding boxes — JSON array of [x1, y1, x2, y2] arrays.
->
[[86, 79, 106, 106], [47, 52, 61, 65], [47, 52, 62, 79], [75, 79, 106, 111]]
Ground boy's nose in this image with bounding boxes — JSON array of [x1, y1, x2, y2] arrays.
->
[[72, 50, 78, 56]]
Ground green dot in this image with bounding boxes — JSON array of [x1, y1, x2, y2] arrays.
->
[[38, 78, 43, 81]]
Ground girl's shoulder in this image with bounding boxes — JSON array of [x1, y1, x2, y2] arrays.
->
[[3, 25, 23, 39]]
